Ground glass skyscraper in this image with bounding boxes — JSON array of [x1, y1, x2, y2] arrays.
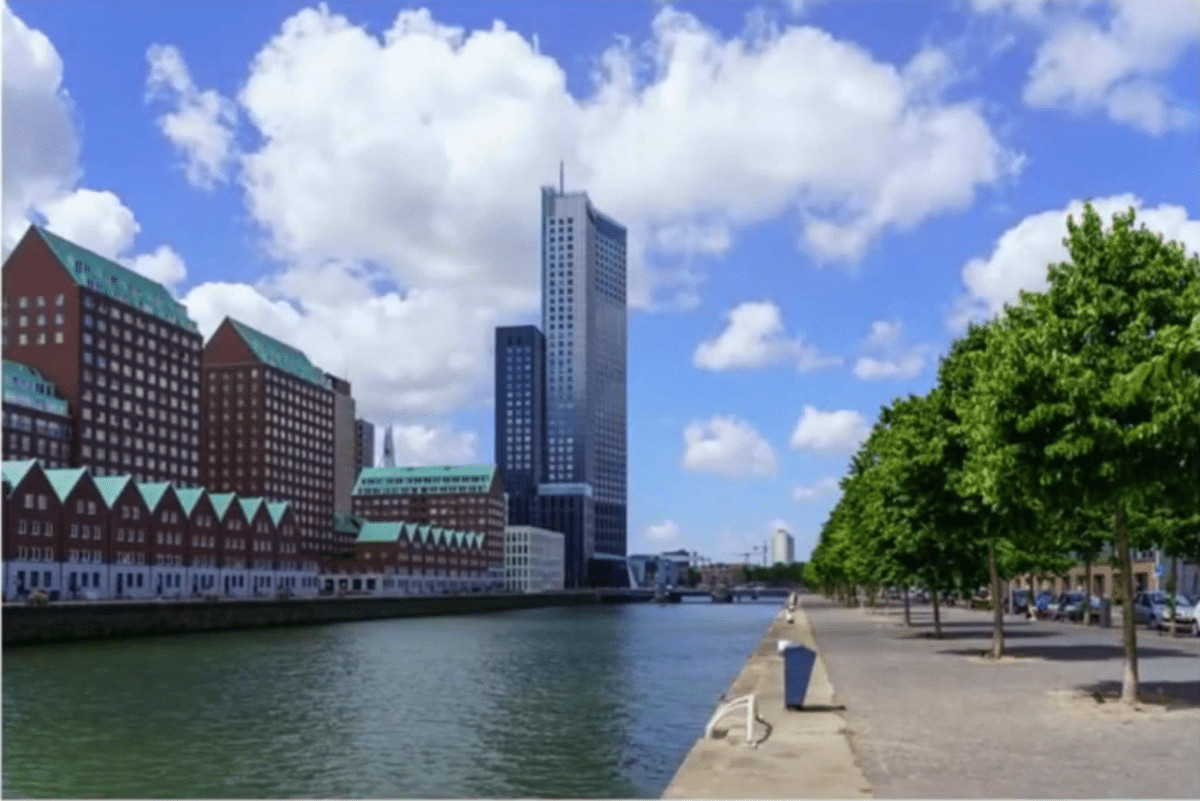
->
[[494, 325, 546, 527], [539, 184, 628, 567]]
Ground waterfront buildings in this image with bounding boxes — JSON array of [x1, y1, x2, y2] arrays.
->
[[201, 318, 339, 557], [351, 465, 505, 588], [328, 374, 356, 514], [2, 360, 73, 468], [495, 325, 547, 526], [1, 458, 319, 600], [355, 418, 376, 474], [504, 525, 565, 592], [538, 182, 628, 585], [322, 520, 490, 595], [2, 226, 203, 484], [770, 528, 795, 565]]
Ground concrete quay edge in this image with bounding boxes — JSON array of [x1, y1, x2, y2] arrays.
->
[[662, 600, 872, 800]]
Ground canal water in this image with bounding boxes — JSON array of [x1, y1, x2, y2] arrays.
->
[[3, 599, 778, 798]]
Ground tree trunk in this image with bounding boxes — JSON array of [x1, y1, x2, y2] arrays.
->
[[988, 541, 1005, 659], [1168, 555, 1178, 637], [1084, 556, 1094, 623], [931, 589, 942, 639], [903, 587, 911, 626], [1114, 508, 1139, 705]]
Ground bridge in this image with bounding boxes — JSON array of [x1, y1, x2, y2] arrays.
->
[[675, 586, 792, 601]]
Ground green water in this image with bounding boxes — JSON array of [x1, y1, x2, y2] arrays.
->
[[3, 600, 778, 798]]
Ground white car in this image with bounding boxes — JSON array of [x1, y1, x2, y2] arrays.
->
[[1153, 594, 1196, 632]]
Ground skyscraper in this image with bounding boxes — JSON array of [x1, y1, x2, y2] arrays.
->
[[327, 373, 356, 514], [539, 181, 628, 582], [770, 527, 795, 565], [355, 418, 376, 474], [495, 325, 546, 526]]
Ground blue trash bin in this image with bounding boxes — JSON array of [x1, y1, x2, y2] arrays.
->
[[782, 644, 817, 709]]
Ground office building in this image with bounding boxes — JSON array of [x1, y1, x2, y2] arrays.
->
[[504, 525, 565, 593], [1, 225, 203, 484], [2, 360, 72, 468], [355, 418, 376, 474], [770, 528, 795, 565], [201, 318, 336, 556], [327, 374, 356, 514], [495, 325, 546, 526], [352, 465, 505, 587], [536, 482, 595, 588], [539, 180, 628, 583]]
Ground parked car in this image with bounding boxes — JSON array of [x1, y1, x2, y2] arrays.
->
[[1029, 591, 1055, 619], [1053, 593, 1103, 622], [1132, 591, 1196, 630]]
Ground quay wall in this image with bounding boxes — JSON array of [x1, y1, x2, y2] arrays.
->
[[3, 589, 652, 646]]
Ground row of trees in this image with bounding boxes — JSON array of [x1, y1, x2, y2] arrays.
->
[[804, 205, 1199, 704], [738, 562, 807, 585]]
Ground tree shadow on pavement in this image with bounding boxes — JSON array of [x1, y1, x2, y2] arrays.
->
[[939, 643, 1197, 661], [904, 628, 1055, 640], [1077, 679, 1200, 707]]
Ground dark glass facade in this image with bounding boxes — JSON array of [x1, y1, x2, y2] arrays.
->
[[495, 325, 546, 526]]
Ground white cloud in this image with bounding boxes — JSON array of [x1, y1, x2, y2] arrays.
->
[[789, 405, 870, 452], [682, 416, 778, 477], [792, 477, 841, 502], [693, 300, 840, 371], [381, 424, 478, 466], [1, 8, 190, 289], [2, 4, 79, 254], [124, 246, 188, 290], [949, 194, 1200, 331], [973, 0, 1200, 134], [852, 318, 929, 380], [646, 519, 682, 543], [146, 44, 238, 188]]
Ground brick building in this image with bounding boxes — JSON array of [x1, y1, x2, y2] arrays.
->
[[3, 359, 73, 468], [322, 520, 488, 595], [201, 317, 337, 556], [2, 226, 203, 483], [352, 465, 505, 586]]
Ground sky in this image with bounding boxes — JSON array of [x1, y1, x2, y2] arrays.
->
[[3, 0, 1199, 563]]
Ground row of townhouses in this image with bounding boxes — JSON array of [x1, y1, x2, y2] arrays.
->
[[3, 458, 498, 601]]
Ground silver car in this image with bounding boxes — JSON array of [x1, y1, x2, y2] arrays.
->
[[1133, 591, 1196, 631]]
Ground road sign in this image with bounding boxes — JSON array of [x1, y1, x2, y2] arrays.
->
[[1155, 563, 1166, 577]]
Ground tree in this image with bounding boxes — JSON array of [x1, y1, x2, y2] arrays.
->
[[983, 204, 1200, 702]]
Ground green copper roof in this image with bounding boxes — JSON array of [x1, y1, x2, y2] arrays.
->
[[35, 227, 199, 334], [357, 521, 403, 543], [136, 482, 173, 513], [353, 465, 496, 496], [42, 467, 89, 503], [238, 497, 265, 522], [173, 487, 208, 516], [267, 501, 290, 526], [92, 475, 135, 509], [3, 360, 69, 417], [208, 492, 237, 521], [2, 459, 40, 489], [227, 319, 330, 389]]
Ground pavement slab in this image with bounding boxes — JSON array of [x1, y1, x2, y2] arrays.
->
[[802, 593, 1200, 799]]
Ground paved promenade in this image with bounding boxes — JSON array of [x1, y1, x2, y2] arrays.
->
[[803, 594, 1200, 799], [663, 605, 872, 799]]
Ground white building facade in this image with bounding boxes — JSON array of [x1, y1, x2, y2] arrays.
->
[[770, 528, 795, 565], [505, 525, 566, 593]]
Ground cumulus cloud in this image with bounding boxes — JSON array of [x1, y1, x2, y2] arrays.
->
[[682, 416, 778, 478], [646, 519, 682, 543], [852, 318, 930, 380], [949, 194, 1200, 331], [972, 0, 1200, 134], [693, 300, 840, 371], [380, 424, 478, 466], [790, 406, 870, 452], [145, 44, 238, 188], [792, 477, 841, 502], [1, 8, 189, 287]]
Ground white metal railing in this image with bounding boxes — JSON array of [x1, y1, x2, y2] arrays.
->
[[704, 694, 757, 747]]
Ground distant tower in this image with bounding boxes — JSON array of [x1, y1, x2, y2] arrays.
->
[[382, 425, 396, 467]]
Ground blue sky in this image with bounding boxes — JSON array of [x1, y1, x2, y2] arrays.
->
[[4, 0, 1198, 562]]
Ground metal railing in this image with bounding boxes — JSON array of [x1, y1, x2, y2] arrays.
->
[[704, 694, 757, 747]]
